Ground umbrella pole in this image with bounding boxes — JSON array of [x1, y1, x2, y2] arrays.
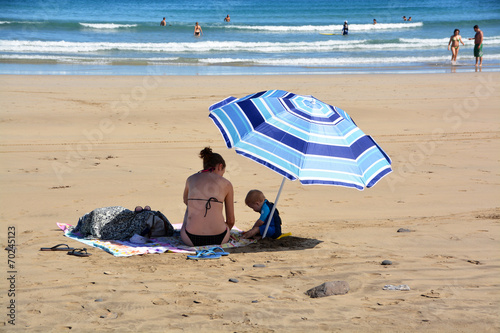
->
[[262, 176, 286, 238]]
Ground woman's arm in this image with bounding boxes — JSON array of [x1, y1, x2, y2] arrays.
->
[[224, 182, 235, 230], [183, 179, 189, 205]]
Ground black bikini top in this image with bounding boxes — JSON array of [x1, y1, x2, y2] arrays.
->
[[187, 197, 222, 217]]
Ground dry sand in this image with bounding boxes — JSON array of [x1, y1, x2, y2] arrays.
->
[[0, 73, 499, 332]]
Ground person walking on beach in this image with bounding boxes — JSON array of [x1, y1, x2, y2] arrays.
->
[[194, 22, 203, 37], [160, 17, 166, 26], [342, 21, 348, 35], [448, 29, 465, 64], [468, 25, 483, 67]]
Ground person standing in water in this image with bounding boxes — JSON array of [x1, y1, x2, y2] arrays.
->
[[194, 22, 203, 37], [160, 17, 166, 26], [447, 29, 465, 64], [468, 25, 483, 67], [342, 21, 348, 35]]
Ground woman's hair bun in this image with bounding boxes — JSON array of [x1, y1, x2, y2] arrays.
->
[[198, 147, 226, 170], [199, 147, 213, 159]]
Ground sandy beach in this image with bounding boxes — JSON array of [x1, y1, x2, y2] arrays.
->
[[1, 73, 499, 332]]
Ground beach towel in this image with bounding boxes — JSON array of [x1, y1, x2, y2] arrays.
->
[[57, 223, 256, 257]]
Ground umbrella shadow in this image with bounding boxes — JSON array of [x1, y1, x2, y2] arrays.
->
[[230, 235, 323, 253]]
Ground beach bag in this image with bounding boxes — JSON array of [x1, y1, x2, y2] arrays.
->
[[75, 206, 174, 240], [142, 211, 174, 238]]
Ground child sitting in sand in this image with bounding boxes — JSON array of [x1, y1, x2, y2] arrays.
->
[[242, 190, 282, 239]]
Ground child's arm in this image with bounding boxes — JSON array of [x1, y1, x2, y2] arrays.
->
[[242, 219, 264, 239]]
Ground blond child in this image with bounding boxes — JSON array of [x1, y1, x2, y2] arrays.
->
[[242, 190, 282, 239]]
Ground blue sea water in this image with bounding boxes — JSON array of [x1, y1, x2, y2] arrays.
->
[[1, 0, 499, 75]]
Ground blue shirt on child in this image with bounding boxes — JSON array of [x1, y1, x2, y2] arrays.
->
[[258, 200, 282, 239]]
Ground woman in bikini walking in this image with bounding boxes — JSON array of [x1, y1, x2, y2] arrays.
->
[[194, 22, 203, 37], [181, 147, 235, 246], [448, 29, 465, 64]]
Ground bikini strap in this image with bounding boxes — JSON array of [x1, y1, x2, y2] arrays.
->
[[188, 197, 222, 217], [202, 197, 220, 217]]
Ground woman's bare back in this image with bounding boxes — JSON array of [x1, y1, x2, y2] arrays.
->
[[183, 172, 232, 235]]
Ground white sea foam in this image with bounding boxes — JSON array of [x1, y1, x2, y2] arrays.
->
[[229, 22, 423, 32], [254, 56, 451, 65], [230, 24, 336, 32], [79, 23, 137, 29], [3, 53, 500, 67], [0, 21, 11, 24], [0, 54, 178, 65], [401, 36, 500, 47], [0, 39, 367, 53], [200, 54, 500, 66], [0, 54, 112, 64], [352, 22, 423, 31], [2, 37, 499, 54]]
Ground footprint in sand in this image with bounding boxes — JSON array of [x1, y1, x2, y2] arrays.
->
[[152, 298, 169, 305], [421, 290, 440, 298], [139, 265, 157, 273]]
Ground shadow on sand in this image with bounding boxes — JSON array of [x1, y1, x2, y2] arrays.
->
[[229, 235, 323, 254]]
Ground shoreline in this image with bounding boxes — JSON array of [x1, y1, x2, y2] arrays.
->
[[1, 62, 500, 76], [1, 73, 499, 332]]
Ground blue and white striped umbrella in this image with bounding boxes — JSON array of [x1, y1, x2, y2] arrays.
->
[[209, 90, 392, 237], [209, 89, 392, 190]]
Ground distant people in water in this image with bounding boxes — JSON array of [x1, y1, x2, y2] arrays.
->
[[448, 29, 464, 64], [408, 17, 412, 21], [468, 25, 483, 67], [160, 17, 166, 26], [194, 22, 203, 37], [403, 16, 407, 21], [373, 19, 377, 25], [342, 21, 348, 35], [224, 15, 230, 22]]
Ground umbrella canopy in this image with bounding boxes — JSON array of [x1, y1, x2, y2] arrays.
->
[[209, 89, 392, 190], [209, 90, 392, 238]]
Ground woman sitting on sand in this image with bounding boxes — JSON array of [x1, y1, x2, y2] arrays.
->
[[448, 29, 465, 64], [181, 147, 235, 246]]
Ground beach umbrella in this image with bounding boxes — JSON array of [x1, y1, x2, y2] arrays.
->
[[208, 90, 392, 237]]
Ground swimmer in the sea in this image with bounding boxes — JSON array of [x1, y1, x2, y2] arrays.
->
[[194, 22, 203, 37]]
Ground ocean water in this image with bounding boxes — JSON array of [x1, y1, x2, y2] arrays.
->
[[1, 0, 499, 75]]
